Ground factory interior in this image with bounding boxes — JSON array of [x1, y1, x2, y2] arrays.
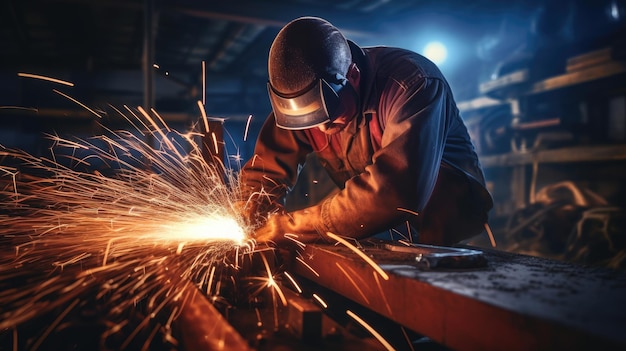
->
[[1, 0, 626, 350]]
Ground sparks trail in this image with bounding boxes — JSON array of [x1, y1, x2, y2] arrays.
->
[[0, 103, 258, 349], [0, 77, 400, 349]]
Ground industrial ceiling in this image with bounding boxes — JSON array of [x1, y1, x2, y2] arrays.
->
[[0, 0, 623, 130]]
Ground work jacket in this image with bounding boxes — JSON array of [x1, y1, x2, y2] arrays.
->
[[240, 42, 493, 245]]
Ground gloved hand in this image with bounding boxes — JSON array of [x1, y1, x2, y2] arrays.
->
[[232, 198, 283, 229], [254, 205, 328, 246]]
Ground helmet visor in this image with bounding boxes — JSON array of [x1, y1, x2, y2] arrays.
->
[[267, 79, 343, 130]]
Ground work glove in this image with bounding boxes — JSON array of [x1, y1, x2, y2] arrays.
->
[[254, 205, 329, 246], [232, 197, 282, 229]]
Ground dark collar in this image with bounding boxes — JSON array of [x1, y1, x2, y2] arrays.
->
[[346, 40, 370, 135]]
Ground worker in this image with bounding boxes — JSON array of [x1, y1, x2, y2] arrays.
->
[[237, 16, 493, 246]]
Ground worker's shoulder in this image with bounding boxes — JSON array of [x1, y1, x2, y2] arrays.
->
[[364, 46, 445, 82]]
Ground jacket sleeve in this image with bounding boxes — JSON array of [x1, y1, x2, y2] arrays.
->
[[292, 76, 453, 239], [238, 113, 312, 215]]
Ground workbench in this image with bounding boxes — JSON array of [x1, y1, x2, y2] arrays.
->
[[290, 242, 626, 351]]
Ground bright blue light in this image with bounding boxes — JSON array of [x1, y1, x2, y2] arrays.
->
[[423, 41, 448, 65], [610, 1, 620, 20]]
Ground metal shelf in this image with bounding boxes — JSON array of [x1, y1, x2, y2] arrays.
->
[[480, 144, 626, 168], [530, 61, 626, 95]]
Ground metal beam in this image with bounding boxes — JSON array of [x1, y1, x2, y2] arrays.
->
[[175, 282, 253, 351], [291, 242, 626, 351]]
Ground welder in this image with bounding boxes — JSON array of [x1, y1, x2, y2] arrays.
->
[[238, 16, 493, 246]]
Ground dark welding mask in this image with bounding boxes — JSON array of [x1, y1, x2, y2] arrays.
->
[[267, 74, 348, 130]]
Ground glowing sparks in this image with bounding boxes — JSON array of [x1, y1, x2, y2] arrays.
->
[[202, 61, 206, 106], [151, 107, 172, 133], [346, 310, 396, 351], [52, 89, 102, 118], [17, 72, 75, 86], [312, 293, 328, 308], [0, 70, 411, 350], [260, 252, 287, 307], [326, 232, 389, 280], [396, 207, 419, 217], [157, 215, 245, 244], [0, 106, 38, 113], [485, 223, 497, 247], [335, 262, 370, 305], [0, 98, 258, 348], [244, 114, 252, 142], [197, 100, 210, 133], [211, 132, 219, 155], [295, 255, 320, 277], [373, 271, 393, 316], [284, 233, 306, 249], [282, 271, 303, 294]]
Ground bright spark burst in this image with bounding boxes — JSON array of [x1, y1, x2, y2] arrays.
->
[[0, 100, 256, 349], [1, 73, 406, 350]]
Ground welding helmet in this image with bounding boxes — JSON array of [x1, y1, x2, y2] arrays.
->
[[267, 17, 352, 130]]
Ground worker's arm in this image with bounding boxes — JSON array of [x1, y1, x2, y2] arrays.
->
[[237, 113, 312, 226]]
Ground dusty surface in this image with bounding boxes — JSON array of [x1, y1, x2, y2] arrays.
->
[[363, 245, 626, 344]]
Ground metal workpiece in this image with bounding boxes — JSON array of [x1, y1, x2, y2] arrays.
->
[[291, 241, 626, 351], [171, 247, 397, 351], [381, 241, 487, 269], [202, 281, 396, 351], [287, 296, 323, 341], [176, 283, 253, 351]]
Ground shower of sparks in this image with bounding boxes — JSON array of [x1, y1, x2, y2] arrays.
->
[[17, 72, 75, 87], [0, 71, 419, 350], [0, 102, 259, 349]]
